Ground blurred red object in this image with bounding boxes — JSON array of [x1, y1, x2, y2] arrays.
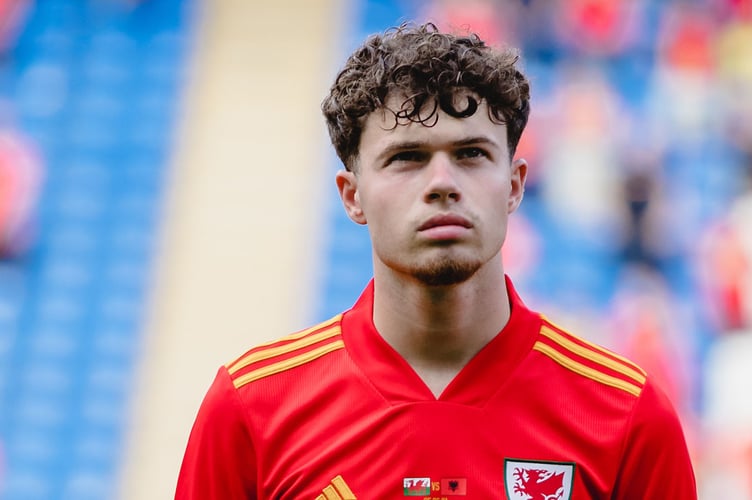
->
[[696, 211, 751, 332], [554, 0, 644, 55], [666, 22, 715, 71], [0, 129, 44, 258], [0, 0, 31, 54], [419, 0, 516, 46]]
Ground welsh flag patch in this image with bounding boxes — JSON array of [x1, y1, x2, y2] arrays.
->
[[403, 477, 431, 496]]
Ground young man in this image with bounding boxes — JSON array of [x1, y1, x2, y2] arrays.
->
[[176, 23, 697, 499]]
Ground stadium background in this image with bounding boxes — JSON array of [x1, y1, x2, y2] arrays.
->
[[0, 0, 750, 498]]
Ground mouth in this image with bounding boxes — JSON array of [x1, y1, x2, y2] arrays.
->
[[418, 214, 473, 231]]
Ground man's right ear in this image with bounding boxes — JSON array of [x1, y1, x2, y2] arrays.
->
[[335, 169, 367, 225]]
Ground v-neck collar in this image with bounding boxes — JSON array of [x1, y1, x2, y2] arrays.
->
[[341, 276, 542, 406]]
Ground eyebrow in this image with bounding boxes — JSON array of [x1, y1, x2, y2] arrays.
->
[[454, 136, 500, 149], [376, 136, 501, 162]]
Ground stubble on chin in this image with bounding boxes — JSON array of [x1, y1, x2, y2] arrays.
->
[[412, 256, 481, 286]]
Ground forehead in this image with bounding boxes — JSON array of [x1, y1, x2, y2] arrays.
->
[[359, 93, 508, 155]]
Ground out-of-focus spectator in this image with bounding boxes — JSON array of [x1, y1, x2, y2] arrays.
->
[[617, 150, 663, 270], [716, 0, 752, 85], [552, 0, 647, 56], [701, 331, 752, 499], [612, 134, 688, 277], [716, 4, 752, 180], [697, 149, 752, 326], [0, 123, 44, 259], [419, 0, 519, 46], [650, 2, 720, 143], [537, 62, 626, 237], [696, 213, 751, 333]]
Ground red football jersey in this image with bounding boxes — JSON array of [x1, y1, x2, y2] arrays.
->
[[176, 278, 696, 499]]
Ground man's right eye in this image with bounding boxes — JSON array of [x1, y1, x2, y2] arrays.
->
[[389, 151, 425, 163]]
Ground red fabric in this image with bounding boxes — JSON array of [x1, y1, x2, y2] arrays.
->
[[175, 368, 256, 498], [176, 278, 696, 499]]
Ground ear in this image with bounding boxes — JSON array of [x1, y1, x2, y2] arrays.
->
[[335, 169, 367, 225], [508, 158, 528, 213]]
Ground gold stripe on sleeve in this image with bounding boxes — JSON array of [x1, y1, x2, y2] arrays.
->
[[227, 325, 341, 375], [541, 316, 646, 377], [232, 339, 345, 388], [540, 326, 646, 385], [260, 314, 342, 347], [533, 341, 642, 397]]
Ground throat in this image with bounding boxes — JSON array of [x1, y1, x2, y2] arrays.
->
[[372, 270, 512, 397], [414, 366, 462, 398], [407, 356, 470, 398], [381, 316, 501, 398]]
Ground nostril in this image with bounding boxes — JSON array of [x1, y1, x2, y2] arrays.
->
[[426, 191, 460, 202]]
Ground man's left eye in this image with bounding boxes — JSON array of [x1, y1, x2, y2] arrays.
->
[[457, 147, 486, 159]]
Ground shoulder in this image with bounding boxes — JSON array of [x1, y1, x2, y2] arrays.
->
[[532, 315, 648, 399], [223, 314, 346, 391]]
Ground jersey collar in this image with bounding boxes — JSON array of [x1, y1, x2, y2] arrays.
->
[[341, 276, 542, 406]]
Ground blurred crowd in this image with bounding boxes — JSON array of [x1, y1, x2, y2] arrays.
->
[[416, 0, 752, 497]]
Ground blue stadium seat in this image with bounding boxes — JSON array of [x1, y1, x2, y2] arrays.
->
[[0, 0, 195, 497]]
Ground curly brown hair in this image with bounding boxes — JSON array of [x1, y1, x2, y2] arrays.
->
[[322, 22, 531, 171]]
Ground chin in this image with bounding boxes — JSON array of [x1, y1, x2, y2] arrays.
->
[[412, 258, 481, 287]]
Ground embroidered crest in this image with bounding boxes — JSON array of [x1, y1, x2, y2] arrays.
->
[[504, 459, 575, 500]]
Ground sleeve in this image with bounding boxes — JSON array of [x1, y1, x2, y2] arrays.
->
[[612, 377, 697, 499], [175, 366, 257, 500]]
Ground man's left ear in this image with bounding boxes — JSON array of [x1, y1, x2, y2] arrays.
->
[[508, 158, 528, 213]]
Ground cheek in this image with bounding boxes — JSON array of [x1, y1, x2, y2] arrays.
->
[[360, 182, 408, 223], [362, 199, 410, 253], [365, 204, 399, 237], [486, 188, 513, 240], [486, 183, 511, 213]]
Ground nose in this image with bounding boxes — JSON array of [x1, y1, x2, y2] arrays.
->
[[424, 153, 460, 203]]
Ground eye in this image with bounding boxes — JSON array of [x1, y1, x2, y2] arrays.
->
[[388, 150, 427, 164], [456, 147, 488, 160]]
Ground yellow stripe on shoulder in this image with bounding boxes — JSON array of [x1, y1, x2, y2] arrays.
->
[[226, 314, 343, 375], [540, 315, 647, 376], [233, 339, 345, 389], [533, 341, 642, 397], [539, 325, 646, 386]]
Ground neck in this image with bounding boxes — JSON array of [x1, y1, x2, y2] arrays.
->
[[372, 259, 511, 396]]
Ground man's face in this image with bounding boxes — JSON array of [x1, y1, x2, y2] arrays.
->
[[336, 93, 527, 286]]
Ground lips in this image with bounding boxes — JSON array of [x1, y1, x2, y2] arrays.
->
[[418, 213, 473, 231]]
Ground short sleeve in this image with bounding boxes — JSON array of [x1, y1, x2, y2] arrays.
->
[[175, 367, 257, 499], [612, 377, 697, 499]]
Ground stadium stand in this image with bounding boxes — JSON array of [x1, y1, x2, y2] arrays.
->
[[0, 0, 196, 498]]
